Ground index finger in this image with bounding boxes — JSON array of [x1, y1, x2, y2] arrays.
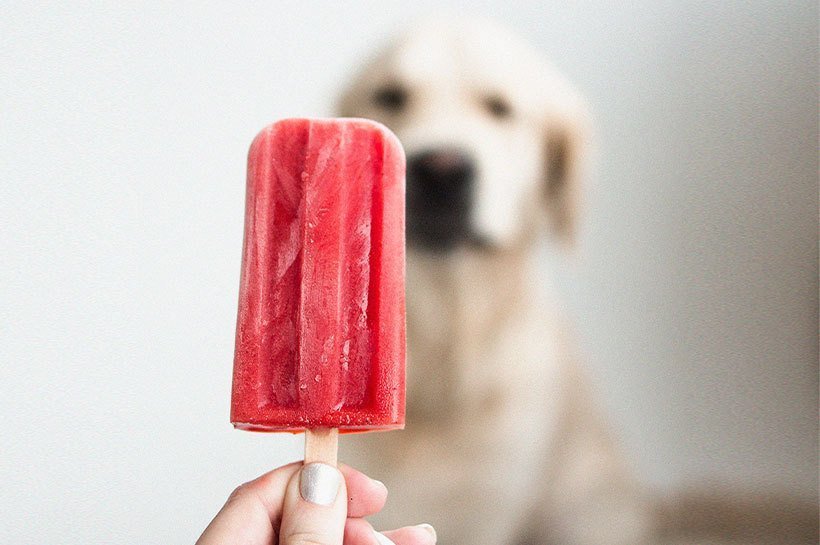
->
[[339, 464, 389, 518], [196, 462, 301, 545]]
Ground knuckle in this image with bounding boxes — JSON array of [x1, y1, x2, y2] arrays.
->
[[226, 483, 252, 504], [284, 530, 331, 545]]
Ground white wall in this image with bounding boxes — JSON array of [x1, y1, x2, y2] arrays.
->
[[1, 2, 816, 543]]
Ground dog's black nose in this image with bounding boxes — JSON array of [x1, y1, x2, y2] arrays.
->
[[407, 149, 475, 203], [406, 148, 476, 251]]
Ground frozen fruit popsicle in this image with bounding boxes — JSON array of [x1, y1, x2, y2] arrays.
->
[[231, 118, 406, 462]]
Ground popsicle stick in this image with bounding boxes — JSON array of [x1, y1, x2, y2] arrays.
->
[[304, 428, 339, 466]]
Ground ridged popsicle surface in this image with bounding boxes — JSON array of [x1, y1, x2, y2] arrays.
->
[[231, 118, 406, 432]]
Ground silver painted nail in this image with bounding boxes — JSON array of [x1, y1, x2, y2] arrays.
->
[[299, 463, 340, 506]]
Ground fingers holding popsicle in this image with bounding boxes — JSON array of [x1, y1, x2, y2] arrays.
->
[[281, 463, 436, 545], [196, 462, 434, 545]]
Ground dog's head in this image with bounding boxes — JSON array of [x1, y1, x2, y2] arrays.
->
[[339, 17, 590, 253]]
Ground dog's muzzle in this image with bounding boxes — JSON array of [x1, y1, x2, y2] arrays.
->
[[406, 147, 479, 251]]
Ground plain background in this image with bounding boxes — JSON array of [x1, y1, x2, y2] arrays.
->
[[1, 2, 816, 543]]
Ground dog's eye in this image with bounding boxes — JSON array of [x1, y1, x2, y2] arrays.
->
[[482, 94, 512, 119], [372, 85, 408, 112]]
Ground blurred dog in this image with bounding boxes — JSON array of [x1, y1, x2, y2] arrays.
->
[[338, 18, 652, 545]]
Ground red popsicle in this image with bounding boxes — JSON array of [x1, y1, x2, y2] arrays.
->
[[231, 118, 406, 461]]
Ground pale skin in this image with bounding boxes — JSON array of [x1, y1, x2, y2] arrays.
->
[[196, 462, 436, 545]]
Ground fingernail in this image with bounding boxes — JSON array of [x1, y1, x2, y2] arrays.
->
[[372, 478, 388, 493], [373, 530, 396, 545], [299, 463, 340, 506], [416, 523, 437, 541]]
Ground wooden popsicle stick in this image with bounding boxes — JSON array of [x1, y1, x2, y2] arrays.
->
[[304, 428, 339, 467]]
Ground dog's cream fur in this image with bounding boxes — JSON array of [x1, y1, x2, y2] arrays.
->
[[338, 18, 652, 544]]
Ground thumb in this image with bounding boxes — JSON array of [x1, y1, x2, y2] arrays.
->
[[279, 463, 347, 545]]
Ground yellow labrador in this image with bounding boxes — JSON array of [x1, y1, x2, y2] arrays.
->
[[338, 17, 652, 545]]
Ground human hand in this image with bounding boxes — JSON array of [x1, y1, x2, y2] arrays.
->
[[196, 461, 436, 545]]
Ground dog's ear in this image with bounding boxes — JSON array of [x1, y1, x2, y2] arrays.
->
[[542, 97, 591, 245]]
